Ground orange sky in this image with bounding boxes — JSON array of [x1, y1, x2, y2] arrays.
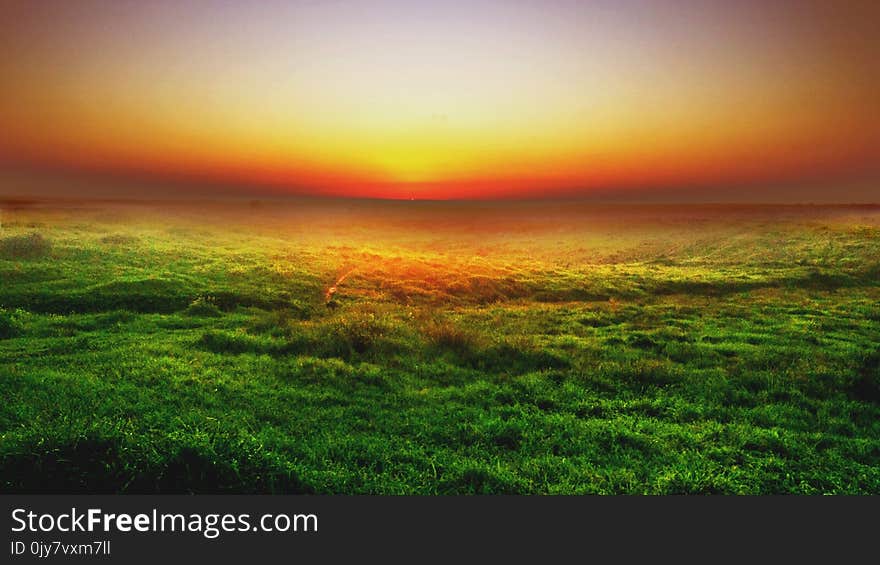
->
[[1, 1, 878, 201]]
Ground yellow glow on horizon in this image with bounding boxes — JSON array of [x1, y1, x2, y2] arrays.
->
[[1, 1, 878, 199]]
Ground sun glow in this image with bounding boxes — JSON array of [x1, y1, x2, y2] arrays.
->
[[1, 1, 878, 200]]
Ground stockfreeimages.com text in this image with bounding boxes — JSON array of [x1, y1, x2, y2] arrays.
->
[[11, 508, 317, 539]]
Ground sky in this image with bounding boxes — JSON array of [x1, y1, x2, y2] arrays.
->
[[1, 0, 878, 201]]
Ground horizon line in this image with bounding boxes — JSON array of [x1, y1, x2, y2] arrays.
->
[[2, 193, 879, 208]]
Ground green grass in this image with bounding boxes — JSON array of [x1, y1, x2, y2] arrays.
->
[[1, 201, 879, 493]]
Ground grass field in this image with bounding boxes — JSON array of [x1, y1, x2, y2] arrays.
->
[[1, 198, 879, 494]]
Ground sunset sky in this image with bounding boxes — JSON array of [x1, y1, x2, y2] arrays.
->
[[1, 0, 878, 201]]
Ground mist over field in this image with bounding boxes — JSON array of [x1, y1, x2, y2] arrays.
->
[[1, 198, 878, 493]]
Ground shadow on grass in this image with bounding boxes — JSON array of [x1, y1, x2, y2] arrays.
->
[[201, 311, 570, 377], [531, 265, 878, 304], [421, 317, 570, 374], [851, 350, 880, 403], [0, 233, 51, 260], [0, 308, 23, 339], [1, 279, 300, 314], [0, 433, 313, 494], [99, 234, 139, 246]]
